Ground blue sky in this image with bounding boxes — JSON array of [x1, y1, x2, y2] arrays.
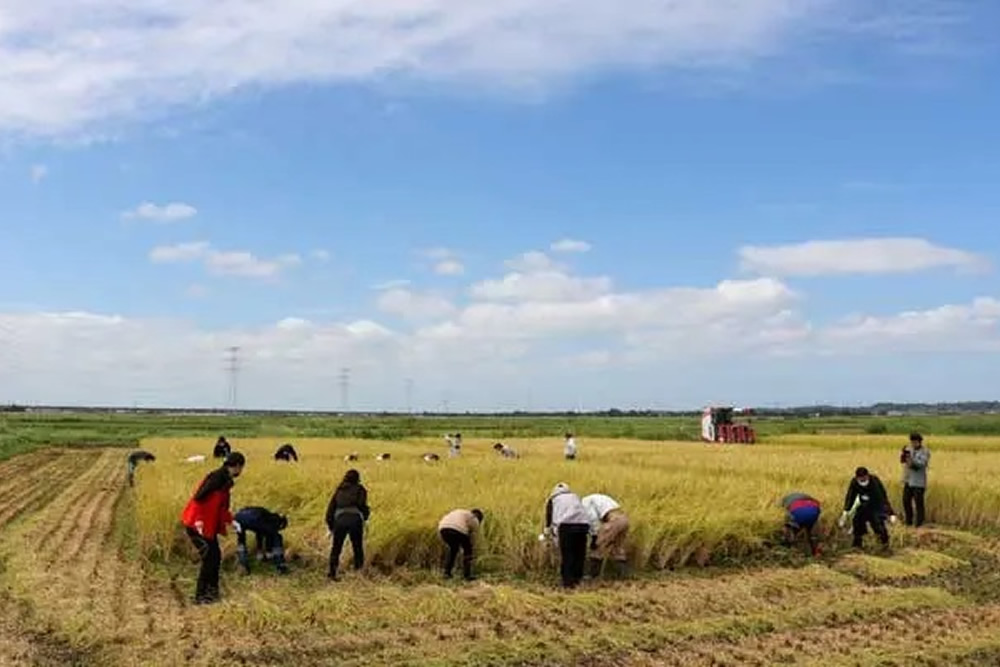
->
[[0, 0, 998, 410]]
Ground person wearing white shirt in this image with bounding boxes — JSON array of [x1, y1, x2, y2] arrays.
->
[[544, 483, 591, 588], [563, 433, 578, 460], [581, 493, 629, 578]]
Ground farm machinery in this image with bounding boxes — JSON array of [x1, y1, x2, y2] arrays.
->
[[701, 406, 756, 444]]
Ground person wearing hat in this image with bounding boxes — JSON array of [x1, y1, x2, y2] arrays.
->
[[180, 451, 246, 604], [543, 483, 591, 588], [233, 506, 290, 574], [900, 432, 931, 527], [840, 466, 896, 550]]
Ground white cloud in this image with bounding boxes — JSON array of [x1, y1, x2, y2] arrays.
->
[[739, 238, 990, 276], [551, 239, 592, 254], [820, 297, 1000, 352], [29, 164, 48, 183], [434, 259, 465, 276], [377, 289, 454, 321], [149, 242, 300, 278], [149, 241, 210, 263], [504, 251, 564, 273], [372, 279, 412, 291], [470, 270, 611, 302], [0, 1, 966, 137], [312, 249, 331, 262], [122, 202, 198, 223], [185, 283, 209, 299], [422, 247, 457, 261]]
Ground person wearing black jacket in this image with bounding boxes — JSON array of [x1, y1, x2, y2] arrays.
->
[[213, 436, 232, 459], [325, 469, 370, 580], [234, 506, 290, 574], [842, 466, 896, 550], [126, 450, 155, 487], [274, 443, 299, 462]]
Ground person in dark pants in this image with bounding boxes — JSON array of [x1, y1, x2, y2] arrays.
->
[[544, 483, 591, 588], [180, 452, 246, 604], [234, 506, 289, 574], [325, 469, 370, 580], [840, 467, 896, 551], [273, 443, 298, 462], [437, 508, 484, 581], [900, 432, 931, 527], [126, 450, 155, 487], [213, 436, 231, 459], [780, 491, 822, 557]]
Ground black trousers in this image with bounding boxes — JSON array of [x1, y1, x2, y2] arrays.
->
[[852, 510, 889, 548], [440, 528, 473, 579], [903, 485, 926, 527], [329, 513, 364, 576], [557, 523, 590, 588], [186, 527, 221, 601]]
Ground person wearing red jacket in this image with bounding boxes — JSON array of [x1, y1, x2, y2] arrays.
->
[[180, 452, 245, 604]]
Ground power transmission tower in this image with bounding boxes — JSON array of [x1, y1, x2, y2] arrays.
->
[[404, 378, 414, 414], [338, 367, 351, 413], [225, 346, 240, 413]]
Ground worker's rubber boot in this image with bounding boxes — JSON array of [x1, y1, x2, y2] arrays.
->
[[586, 558, 603, 579], [236, 545, 251, 575], [271, 549, 289, 574]]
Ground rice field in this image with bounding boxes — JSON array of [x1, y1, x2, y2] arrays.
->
[[4, 432, 1000, 665]]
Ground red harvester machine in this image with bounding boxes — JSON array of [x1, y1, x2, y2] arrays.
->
[[701, 406, 756, 444]]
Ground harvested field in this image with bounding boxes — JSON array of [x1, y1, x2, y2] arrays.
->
[[2, 436, 1000, 665]]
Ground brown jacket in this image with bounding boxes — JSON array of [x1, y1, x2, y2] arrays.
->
[[438, 509, 480, 536]]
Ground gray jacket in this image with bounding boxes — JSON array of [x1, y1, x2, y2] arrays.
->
[[903, 446, 930, 488]]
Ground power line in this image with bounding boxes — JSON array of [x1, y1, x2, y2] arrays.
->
[[225, 346, 240, 412]]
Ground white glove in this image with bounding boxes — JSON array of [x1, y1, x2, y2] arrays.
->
[[537, 533, 547, 542], [837, 512, 847, 529], [194, 520, 205, 536], [889, 515, 898, 525], [232, 520, 242, 533]]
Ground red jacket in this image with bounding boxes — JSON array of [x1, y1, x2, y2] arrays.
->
[[180, 468, 234, 539]]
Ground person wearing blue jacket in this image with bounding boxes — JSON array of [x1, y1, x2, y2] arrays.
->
[[233, 506, 289, 574]]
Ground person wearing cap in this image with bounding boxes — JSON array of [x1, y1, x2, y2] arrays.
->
[[233, 506, 290, 574], [544, 483, 591, 588], [582, 493, 629, 578], [180, 451, 246, 604], [126, 450, 156, 487], [840, 466, 896, 550], [900, 432, 931, 527], [780, 491, 822, 557], [325, 469, 370, 580], [437, 508, 484, 581]]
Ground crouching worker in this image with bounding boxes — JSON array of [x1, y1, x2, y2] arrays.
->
[[438, 508, 484, 581], [582, 493, 629, 578], [493, 442, 518, 458], [213, 436, 231, 459], [274, 443, 298, 462], [780, 492, 822, 557], [325, 469, 370, 581], [234, 507, 289, 574], [126, 450, 155, 487], [180, 452, 245, 604], [544, 483, 591, 588], [840, 466, 896, 551]]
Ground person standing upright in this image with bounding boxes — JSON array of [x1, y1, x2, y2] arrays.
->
[[900, 432, 931, 527], [564, 433, 578, 461], [180, 452, 245, 604]]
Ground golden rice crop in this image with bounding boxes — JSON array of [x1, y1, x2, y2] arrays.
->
[[134, 435, 1000, 573]]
